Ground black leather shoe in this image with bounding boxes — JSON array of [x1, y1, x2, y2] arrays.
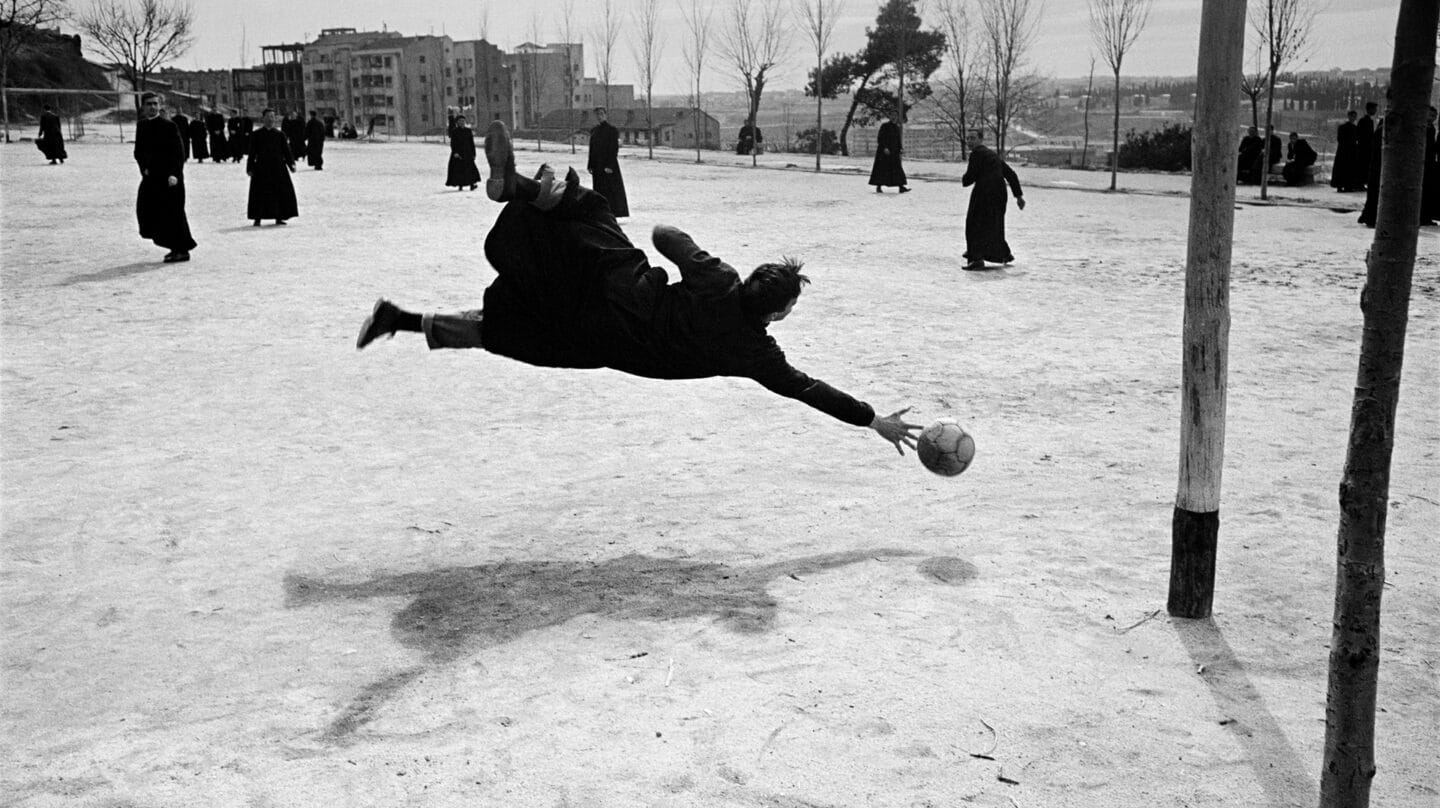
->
[[357, 299, 402, 349], [484, 121, 516, 202], [163, 251, 191, 263]]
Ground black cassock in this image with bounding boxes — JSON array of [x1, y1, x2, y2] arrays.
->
[[134, 116, 196, 252], [305, 117, 326, 169], [1358, 121, 1383, 227], [1330, 121, 1363, 191], [1237, 135, 1265, 183], [188, 118, 210, 161], [736, 124, 763, 155], [172, 113, 191, 160], [228, 116, 252, 162], [1283, 139, 1317, 185], [283, 116, 307, 164], [446, 125, 481, 188], [962, 144, 1024, 265], [206, 112, 228, 162], [37, 110, 67, 161], [587, 120, 628, 217], [246, 127, 299, 222], [868, 122, 907, 188]]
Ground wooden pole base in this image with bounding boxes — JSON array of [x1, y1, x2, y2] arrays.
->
[[1168, 507, 1218, 618]]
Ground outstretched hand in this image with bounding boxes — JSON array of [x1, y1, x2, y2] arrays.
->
[[1017, 197, 1026, 210], [872, 407, 922, 455]]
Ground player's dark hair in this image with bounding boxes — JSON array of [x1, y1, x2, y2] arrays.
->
[[742, 258, 809, 325]]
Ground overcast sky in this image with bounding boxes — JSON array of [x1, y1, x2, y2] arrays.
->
[[158, 0, 1400, 94]]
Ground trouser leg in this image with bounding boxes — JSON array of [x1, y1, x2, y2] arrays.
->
[[422, 310, 485, 350]]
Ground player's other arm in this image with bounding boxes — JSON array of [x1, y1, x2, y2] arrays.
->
[[651, 225, 740, 297], [749, 349, 919, 455]]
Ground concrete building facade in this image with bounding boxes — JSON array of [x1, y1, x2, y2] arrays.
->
[[156, 68, 234, 111], [451, 39, 513, 128], [301, 27, 402, 127], [510, 42, 584, 130], [262, 43, 305, 114]]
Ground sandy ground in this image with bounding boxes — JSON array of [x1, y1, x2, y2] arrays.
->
[[2, 138, 1437, 808]]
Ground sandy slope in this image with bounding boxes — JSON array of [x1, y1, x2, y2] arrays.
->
[[2, 139, 1436, 807]]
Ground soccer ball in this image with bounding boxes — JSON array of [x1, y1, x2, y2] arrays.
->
[[917, 418, 975, 477]]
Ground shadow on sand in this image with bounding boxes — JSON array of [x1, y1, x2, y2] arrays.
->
[[287, 549, 976, 743], [55, 261, 175, 287], [1174, 617, 1314, 807]]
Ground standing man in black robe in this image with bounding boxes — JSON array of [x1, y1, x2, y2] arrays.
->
[[868, 116, 909, 193], [1330, 111, 1361, 192], [587, 106, 628, 217], [187, 114, 209, 161], [246, 108, 299, 227], [354, 121, 922, 456], [304, 111, 326, 170], [206, 109, 228, 162], [961, 129, 1025, 271], [36, 104, 66, 164], [1237, 126, 1265, 184], [1282, 131, 1317, 186], [133, 92, 196, 263], [171, 108, 191, 162], [1358, 103, 1385, 228], [446, 115, 481, 191], [229, 111, 253, 164], [283, 111, 307, 164], [1355, 102, 1377, 191]]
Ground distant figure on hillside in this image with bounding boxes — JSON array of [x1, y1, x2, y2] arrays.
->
[[305, 111, 326, 170], [736, 119, 763, 156], [1282, 132, 1317, 186], [961, 129, 1025, 271], [869, 116, 909, 193], [171, 109, 191, 161], [205, 110, 228, 162], [133, 92, 196, 263], [1330, 111, 1363, 192], [1237, 126, 1265, 184], [246, 108, 298, 227], [187, 114, 210, 161], [587, 106, 628, 217], [36, 104, 66, 164], [446, 115, 481, 191], [354, 121, 922, 456]]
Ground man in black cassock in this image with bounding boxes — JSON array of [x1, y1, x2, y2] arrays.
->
[[736, 119, 763, 155], [171, 108, 191, 161], [305, 111, 326, 170], [188, 114, 210, 161], [283, 111, 307, 164], [354, 121, 922, 456], [446, 114, 481, 191], [246, 108, 298, 227], [961, 129, 1025, 271], [1282, 132, 1317, 186], [36, 104, 67, 164], [1237, 126, 1265, 184], [1355, 102, 1377, 192], [231, 111, 254, 163], [869, 116, 909, 193], [134, 92, 196, 263], [587, 106, 628, 216], [1358, 103, 1385, 228], [1330, 111, 1362, 192], [206, 110, 228, 162]]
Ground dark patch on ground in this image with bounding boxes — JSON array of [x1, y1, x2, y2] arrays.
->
[[286, 549, 969, 742], [55, 261, 173, 286]]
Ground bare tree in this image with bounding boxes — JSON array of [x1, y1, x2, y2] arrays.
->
[[75, 0, 193, 110], [1250, 0, 1316, 199], [1088, 0, 1153, 190], [977, 0, 1041, 152], [557, 0, 579, 154], [717, 0, 791, 165], [794, 0, 842, 171], [934, 0, 982, 159], [1238, 42, 1266, 131], [1320, 3, 1438, 803], [1, 0, 70, 142], [680, 0, 714, 163], [524, 10, 549, 150], [593, 0, 622, 110], [630, 0, 664, 159]]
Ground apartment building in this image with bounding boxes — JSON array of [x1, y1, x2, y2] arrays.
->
[[301, 27, 402, 127], [262, 43, 305, 115], [231, 67, 267, 115], [156, 68, 234, 111], [509, 42, 584, 129], [451, 39, 513, 129], [348, 35, 453, 136]]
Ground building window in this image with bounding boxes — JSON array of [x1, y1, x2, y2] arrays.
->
[[384, 56, 393, 68], [386, 95, 394, 107], [419, 74, 427, 83]]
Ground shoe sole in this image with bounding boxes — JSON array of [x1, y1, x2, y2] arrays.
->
[[484, 121, 513, 201], [356, 298, 394, 350]]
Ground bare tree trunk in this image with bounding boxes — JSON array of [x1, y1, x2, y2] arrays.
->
[[1110, 69, 1121, 189], [2, 63, 10, 144], [1168, 0, 1247, 619], [1319, 1, 1436, 803], [1260, 71, 1277, 200], [1081, 59, 1094, 168], [814, 51, 823, 171]]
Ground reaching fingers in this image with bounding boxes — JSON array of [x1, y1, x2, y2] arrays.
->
[[888, 406, 912, 418]]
